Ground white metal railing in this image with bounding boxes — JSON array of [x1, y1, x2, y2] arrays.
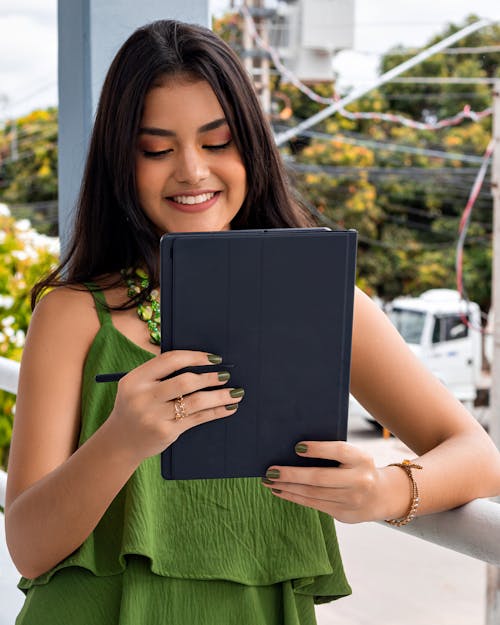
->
[[0, 469, 6, 510], [0, 357, 19, 510], [1, 356, 500, 564], [379, 498, 500, 565], [0, 357, 19, 395]]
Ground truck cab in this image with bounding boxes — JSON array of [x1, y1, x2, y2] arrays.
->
[[386, 289, 482, 407]]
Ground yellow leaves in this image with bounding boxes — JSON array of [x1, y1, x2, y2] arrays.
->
[[21, 109, 51, 124], [344, 183, 379, 217], [305, 174, 320, 185], [356, 276, 375, 296], [37, 160, 52, 178], [0, 208, 60, 466], [300, 137, 375, 167], [445, 136, 461, 148]]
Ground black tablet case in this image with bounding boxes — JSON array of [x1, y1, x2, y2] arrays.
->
[[160, 228, 357, 480]]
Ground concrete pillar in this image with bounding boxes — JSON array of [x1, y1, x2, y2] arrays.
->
[[57, 0, 210, 254]]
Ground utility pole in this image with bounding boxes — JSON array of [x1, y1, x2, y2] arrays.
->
[[242, 0, 272, 115], [486, 79, 500, 625], [10, 123, 18, 162]]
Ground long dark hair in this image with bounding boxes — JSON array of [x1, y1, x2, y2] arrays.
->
[[32, 19, 314, 307]]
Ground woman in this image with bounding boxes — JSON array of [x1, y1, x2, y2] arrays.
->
[[5, 19, 500, 625]]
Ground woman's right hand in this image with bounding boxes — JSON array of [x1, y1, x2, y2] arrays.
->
[[106, 350, 243, 463]]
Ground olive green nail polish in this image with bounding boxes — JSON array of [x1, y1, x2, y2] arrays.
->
[[261, 477, 274, 485], [230, 388, 245, 398], [295, 443, 308, 454], [225, 403, 239, 411], [218, 371, 231, 382], [272, 488, 282, 494], [266, 469, 280, 480], [207, 353, 222, 364]]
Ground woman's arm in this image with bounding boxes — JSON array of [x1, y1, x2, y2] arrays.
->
[[262, 287, 500, 522], [5, 287, 242, 579]]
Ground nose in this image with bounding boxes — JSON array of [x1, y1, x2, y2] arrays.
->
[[174, 147, 209, 185]]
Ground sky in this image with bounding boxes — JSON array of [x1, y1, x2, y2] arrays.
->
[[0, 0, 499, 120]]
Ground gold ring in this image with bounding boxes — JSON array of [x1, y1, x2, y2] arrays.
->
[[174, 395, 187, 420]]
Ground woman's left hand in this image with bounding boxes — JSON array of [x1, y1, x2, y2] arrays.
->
[[261, 441, 387, 523]]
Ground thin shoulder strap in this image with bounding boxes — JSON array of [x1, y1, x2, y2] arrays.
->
[[84, 282, 112, 327]]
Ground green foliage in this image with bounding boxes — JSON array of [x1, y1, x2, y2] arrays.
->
[[0, 108, 58, 235], [379, 15, 500, 121], [0, 203, 59, 469], [212, 12, 243, 50]]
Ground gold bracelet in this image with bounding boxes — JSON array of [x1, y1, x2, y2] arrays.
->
[[385, 459, 423, 527]]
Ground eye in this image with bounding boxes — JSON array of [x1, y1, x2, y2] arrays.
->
[[142, 149, 172, 158], [203, 140, 232, 151]]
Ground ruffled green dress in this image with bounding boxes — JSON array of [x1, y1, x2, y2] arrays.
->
[[16, 288, 351, 624]]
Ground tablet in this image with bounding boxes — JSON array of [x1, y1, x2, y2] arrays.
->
[[160, 228, 357, 479]]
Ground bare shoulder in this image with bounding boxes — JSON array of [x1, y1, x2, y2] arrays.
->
[[23, 285, 104, 380], [31, 284, 100, 333]]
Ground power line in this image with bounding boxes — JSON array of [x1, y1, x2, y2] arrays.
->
[[383, 212, 490, 238], [456, 138, 494, 306], [242, 6, 494, 136], [444, 45, 500, 54], [390, 77, 498, 85], [318, 127, 492, 156], [275, 125, 487, 164], [3, 81, 57, 111], [384, 92, 493, 101], [297, 193, 455, 251], [357, 44, 500, 56], [385, 203, 492, 228], [287, 160, 491, 178], [273, 18, 494, 145]]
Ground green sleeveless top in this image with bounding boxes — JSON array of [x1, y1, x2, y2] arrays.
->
[[18, 288, 351, 603]]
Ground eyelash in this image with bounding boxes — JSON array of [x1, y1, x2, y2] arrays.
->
[[142, 140, 232, 159]]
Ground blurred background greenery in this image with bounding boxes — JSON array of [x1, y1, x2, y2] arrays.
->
[[0, 206, 58, 469]]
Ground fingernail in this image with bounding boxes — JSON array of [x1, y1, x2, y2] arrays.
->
[[207, 354, 222, 364], [272, 488, 282, 494], [218, 371, 231, 382], [266, 469, 280, 479], [225, 403, 239, 411], [230, 388, 245, 398], [261, 477, 274, 485], [295, 443, 308, 454]]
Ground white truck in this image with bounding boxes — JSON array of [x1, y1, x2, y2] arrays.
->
[[350, 289, 491, 427]]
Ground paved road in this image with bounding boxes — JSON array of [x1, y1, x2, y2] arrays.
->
[[314, 415, 485, 625]]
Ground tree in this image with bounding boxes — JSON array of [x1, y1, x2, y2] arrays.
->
[[272, 16, 496, 306], [0, 108, 58, 235], [379, 15, 499, 121]]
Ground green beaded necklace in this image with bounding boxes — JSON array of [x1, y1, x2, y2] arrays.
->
[[122, 268, 161, 345]]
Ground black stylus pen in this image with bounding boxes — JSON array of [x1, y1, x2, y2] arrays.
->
[[95, 363, 235, 384], [95, 372, 128, 383]]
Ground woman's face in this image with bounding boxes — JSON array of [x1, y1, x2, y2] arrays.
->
[[135, 78, 247, 233]]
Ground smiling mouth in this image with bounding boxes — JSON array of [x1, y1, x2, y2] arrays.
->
[[168, 192, 218, 205]]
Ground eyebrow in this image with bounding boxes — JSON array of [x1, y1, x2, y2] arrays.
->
[[138, 118, 228, 137]]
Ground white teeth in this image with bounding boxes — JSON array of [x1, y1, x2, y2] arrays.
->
[[171, 192, 216, 205]]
